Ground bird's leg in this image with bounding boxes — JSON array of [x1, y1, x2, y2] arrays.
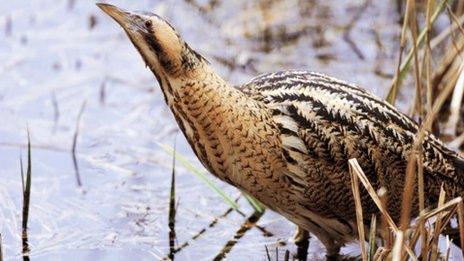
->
[[292, 226, 310, 243], [292, 226, 310, 261], [292, 225, 341, 258]]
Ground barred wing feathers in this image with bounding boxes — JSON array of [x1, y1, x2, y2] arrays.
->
[[240, 70, 464, 222]]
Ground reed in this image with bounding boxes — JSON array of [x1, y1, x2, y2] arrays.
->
[[350, 157, 464, 260], [168, 141, 177, 260], [21, 131, 32, 260]]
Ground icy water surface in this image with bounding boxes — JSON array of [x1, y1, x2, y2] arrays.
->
[[1, 0, 452, 260]]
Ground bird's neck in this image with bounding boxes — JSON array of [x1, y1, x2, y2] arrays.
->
[[155, 65, 286, 194], [157, 64, 239, 174]]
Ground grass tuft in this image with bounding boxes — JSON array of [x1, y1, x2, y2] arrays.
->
[[168, 140, 177, 260], [350, 158, 464, 260], [21, 130, 32, 259]]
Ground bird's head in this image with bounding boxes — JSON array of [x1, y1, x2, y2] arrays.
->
[[97, 3, 207, 81]]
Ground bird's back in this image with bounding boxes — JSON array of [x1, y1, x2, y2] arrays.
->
[[240, 70, 464, 225]]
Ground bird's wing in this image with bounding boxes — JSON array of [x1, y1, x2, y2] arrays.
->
[[241, 70, 464, 217]]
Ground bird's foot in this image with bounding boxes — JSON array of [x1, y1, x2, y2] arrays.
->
[[325, 253, 341, 261], [324, 244, 342, 261]]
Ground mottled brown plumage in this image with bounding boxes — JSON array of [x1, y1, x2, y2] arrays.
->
[[98, 4, 464, 256]]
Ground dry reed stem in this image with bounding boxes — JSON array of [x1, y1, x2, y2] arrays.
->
[[388, 0, 412, 105], [448, 64, 464, 135], [387, 0, 450, 104], [409, 0, 424, 122], [378, 187, 392, 249], [431, 13, 464, 48], [399, 4, 430, 255], [348, 159, 417, 259], [447, 5, 464, 38], [391, 231, 404, 261], [408, 217, 426, 257], [424, 0, 436, 116], [399, 152, 417, 232], [457, 201, 464, 256], [421, 197, 462, 220], [430, 187, 446, 260], [417, 152, 427, 258], [445, 238, 452, 260], [444, 6, 464, 136], [368, 214, 377, 260], [349, 163, 368, 261], [374, 247, 389, 260], [399, 198, 461, 260]]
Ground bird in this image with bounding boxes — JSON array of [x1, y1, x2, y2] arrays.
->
[[97, 3, 464, 258]]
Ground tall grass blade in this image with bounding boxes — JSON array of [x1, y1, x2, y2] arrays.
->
[[243, 192, 265, 213], [264, 245, 271, 261], [21, 131, 32, 260], [168, 141, 177, 260], [20, 152, 24, 198]]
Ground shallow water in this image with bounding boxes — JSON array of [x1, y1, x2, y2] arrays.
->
[[1, 0, 459, 260]]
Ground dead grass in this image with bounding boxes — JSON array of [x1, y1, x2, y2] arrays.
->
[[349, 159, 464, 260], [349, 1, 464, 259]]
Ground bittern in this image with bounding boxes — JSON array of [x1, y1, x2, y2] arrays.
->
[[97, 3, 464, 257]]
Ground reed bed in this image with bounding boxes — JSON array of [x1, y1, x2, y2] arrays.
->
[[350, 1, 464, 259], [350, 158, 464, 260]]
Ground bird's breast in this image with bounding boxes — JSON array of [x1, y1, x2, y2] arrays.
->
[[170, 77, 289, 206]]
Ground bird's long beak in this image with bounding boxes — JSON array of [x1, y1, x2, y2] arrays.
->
[[96, 3, 134, 31]]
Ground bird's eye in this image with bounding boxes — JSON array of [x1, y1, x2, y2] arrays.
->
[[145, 20, 153, 29]]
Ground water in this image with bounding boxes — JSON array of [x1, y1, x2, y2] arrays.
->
[[1, 0, 458, 260]]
